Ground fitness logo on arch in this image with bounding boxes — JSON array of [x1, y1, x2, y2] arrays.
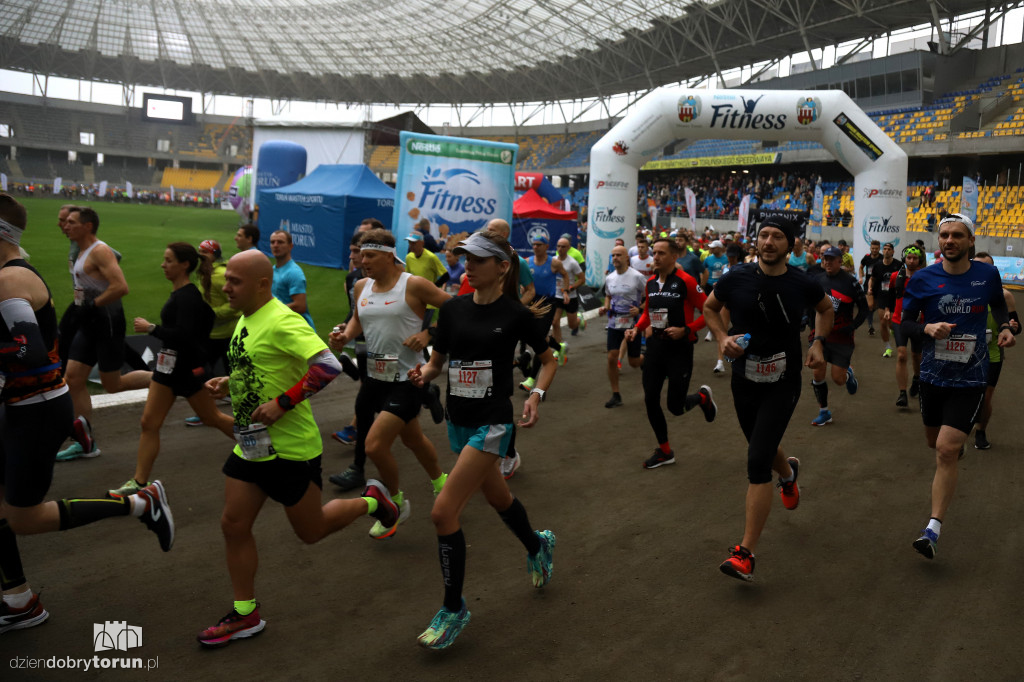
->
[[862, 214, 902, 248], [590, 206, 628, 239], [677, 94, 701, 123]]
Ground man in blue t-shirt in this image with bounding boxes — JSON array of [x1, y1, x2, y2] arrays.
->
[[900, 213, 1014, 561], [269, 230, 315, 329], [703, 240, 728, 294]]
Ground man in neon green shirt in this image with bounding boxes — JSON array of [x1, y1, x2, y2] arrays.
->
[[559, 232, 585, 268], [405, 233, 448, 286], [196, 249, 400, 648]]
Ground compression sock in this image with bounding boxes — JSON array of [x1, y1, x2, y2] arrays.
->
[[0, 519, 26, 591], [233, 599, 257, 617], [437, 530, 467, 613], [431, 473, 448, 495], [683, 391, 706, 411], [926, 518, 942, 537], [362, 497, 378, 515], [56, 497, 131, 530], [659, 441, 672, 455], [497, 498, 541, 555], [812, 379, 829, 409]]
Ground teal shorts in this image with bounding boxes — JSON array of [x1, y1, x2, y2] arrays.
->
[[447, 422, 514, 457]]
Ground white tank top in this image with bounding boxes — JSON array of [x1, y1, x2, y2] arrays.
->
[[73, 240, 110, 302], [357, 273, 423, 382]]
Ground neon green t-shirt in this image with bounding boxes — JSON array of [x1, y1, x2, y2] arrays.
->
[[228, 298, 327, 461], [405, 250, 447, 309]]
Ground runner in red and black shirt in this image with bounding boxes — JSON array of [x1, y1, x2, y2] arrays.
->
[[806, 246, 869, 426], [625, 237, 716, 470], [869, 243, 902, 358], [884, 245, 925, 407]]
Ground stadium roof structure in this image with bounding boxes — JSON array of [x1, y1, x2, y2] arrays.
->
[[0, 0, 1014, 107]]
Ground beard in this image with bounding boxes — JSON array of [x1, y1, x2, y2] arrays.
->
[[943, 248, 965, 262], [758, 249, 786, 265]]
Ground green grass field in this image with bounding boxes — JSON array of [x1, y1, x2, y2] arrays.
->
[[19, 197, 351, 340]]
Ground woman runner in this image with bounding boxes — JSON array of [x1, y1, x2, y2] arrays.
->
[[408, 229, 557, 650]]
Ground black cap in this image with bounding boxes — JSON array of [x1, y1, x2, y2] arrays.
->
[[758, 217, 796, 250]]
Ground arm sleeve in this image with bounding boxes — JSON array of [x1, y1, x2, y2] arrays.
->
[[851, 281, 869, 330], [989, 272, 1009, 327], [278, 348, 341, 408], [0, 298, 50, 368]]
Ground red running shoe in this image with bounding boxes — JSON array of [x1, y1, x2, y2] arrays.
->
[[0, 593, 49, 634], [197, 606, 266, 648], [778, 457, 800, 510], [719, 545, 755, 582]]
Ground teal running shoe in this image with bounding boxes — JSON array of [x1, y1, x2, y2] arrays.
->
[[417, 600, 471, 650], [527, 530, 556, 588]]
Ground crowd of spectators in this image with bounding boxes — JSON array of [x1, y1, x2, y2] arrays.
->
[[3, 181, 223, 207]]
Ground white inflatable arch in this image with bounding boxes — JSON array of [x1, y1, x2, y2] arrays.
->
[[586, 88, 908, 287]]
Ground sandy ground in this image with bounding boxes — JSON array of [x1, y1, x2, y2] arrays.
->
[[3, 307, 1024, 681]]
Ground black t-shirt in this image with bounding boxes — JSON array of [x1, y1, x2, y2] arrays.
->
[[870, 258, 902, 299], [713, 262, 827, 383], [153, 283, 214, 373], [811, 270, 868, 344], [433, 294, 549, 427], [860, 253, 883, 279]]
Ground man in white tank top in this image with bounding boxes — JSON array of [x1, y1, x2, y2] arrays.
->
[[57, 208, 151, 461], [328, 229, 452, 539]]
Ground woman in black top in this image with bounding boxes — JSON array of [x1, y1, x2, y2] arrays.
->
[[108, 243, 235, 498], [408, 229, 557, 650]]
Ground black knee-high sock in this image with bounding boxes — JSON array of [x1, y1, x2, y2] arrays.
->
[[57, 497, 131, 530], [812, 379, 829, 409], [438, 530, 466, 613], [0, 519, 26, 591], [498, 498, 541, 555], [547, 336, 560, 351]]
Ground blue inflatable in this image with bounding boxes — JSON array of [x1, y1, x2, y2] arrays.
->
[[257, 140, 307, 196]]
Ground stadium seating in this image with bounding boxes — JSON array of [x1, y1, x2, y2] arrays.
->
[[160, 167, 223, 190]]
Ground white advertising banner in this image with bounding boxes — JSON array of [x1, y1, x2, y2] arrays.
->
[[960, 175, 978, 223], [737, 194, 751, 234], [587, 88, 907, 287], [684, 187, 696, 230], [98, 180, 108, 197], [126, 181, 133, 199], [0, 173, 7, 192], [53, 177, 62, 194]]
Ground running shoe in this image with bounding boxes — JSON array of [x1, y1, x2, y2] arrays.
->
[[554, 350, 567, 367], [974, 429, 991, 450], [417, 600, 470, 650], [196, 606, 266, 648], [331, 426, 358, 445], [519, 377, 536, 393], [642, 449, 675, 469], [0, 593, 49, 634], [559, 342, 568, 357], [909, 375, 920, 398], [713, 360, 725, 374], [604, 394, 623, 408], [845, 366, 858, 395], [704, 330, 713, 342], [433, 472, 448, 497], [570, 327, 579, 337], [697, 385, 717, 423], [369, 497, 410, 539], [137, 480, 174, 552], [328, 465, 365, 491], [56, 440, 101, 462], [425, 383, 445, 424], [882, 348, 893, 358], [108, 478, 147, 499], [184, 416, 203, 427], [912, 528, 938, 560], [778, 457, 800, 510], [719, 545, 755, 581], [362, 479, 399, 536], [579, 316, 587, 331], [516, 349, 533, 378], [527, 530, 556, 588], [811, 409, 832, 427], [72, 415, 95, 453], [500, 451, 521, 480], [616, 359, 622, 370], [895, 391, 909, 408]]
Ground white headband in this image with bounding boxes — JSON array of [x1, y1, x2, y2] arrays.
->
[[359, 242, 396, 254], [0, 218, 23, 247]]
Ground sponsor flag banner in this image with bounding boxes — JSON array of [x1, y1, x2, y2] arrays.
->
[[393, 132, 517, 259], [960, 175, 978, 223], [0, 173, 7, 192], [170, 186, 175, 202], [126, 181, 133, 199], [737, 194, 751, 234], [53, 177, 62, 194], [98, 180, 108, 197], [684, 187, 696, 230], [210, 188, 215, 203], [812, 184, 824, 223]]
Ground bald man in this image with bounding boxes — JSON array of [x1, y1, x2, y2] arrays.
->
[[196, 249, 398, 647]]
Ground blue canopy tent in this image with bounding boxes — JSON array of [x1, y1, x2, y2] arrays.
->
[[510, 188, 579, 257], [258, 164, 395, 269]]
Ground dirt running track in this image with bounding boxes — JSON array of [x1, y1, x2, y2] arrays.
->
[[3, 308, 1023, 681]]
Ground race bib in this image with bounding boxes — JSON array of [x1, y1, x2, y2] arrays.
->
[[880, 281, 890, 292], [73, 287, 85, 306], [368, 353, 400, 382], [155, 349, 177, 374], [744, 352, 787, 383], [934, 334, 976, 363], [235, 423, 275, 460], [611, 315, 633, 330], [650, 308, 669, 330], [448, 360, 493, 399]]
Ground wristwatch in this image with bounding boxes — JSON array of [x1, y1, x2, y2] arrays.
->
[[811, 335, 826, 346], [529, 387, 546, 400]]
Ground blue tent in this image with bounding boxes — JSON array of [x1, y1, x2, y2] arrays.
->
[[258, 164, 394, 269]]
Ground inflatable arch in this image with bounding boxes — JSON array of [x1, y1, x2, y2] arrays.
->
[[586, 88, 908, 287]]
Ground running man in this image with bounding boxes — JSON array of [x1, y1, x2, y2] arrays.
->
[[327, 229, 450, 538], [808, 246, 869, 426], [197, 249, 397, 647], [900, 214, 1014, 559], [884, 245, 925, 408], [859, 240, 882, 335], [58, 207, 151, 461], [869, 243, 902, 358], [704, 216, 833, 581], [551, 236, 584, 346], [234, 223, 260, 252], [0, 195, 172, 635], [599, 244, 646, 408], [630, 237, 655, 278], [408, 229, 557, 650], [269, 230, 315, 329], [625, 237, 717, 469], [521, 235, 567, 388]]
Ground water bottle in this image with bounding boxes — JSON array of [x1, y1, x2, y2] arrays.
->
[[725, 333, 751, 363]]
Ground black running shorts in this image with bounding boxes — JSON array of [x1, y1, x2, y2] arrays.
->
[[987, 360, 1003, 388], [553, 297, 580, 314], [918, 382, 985, 435], [222, 454, 323, 507], [892, 324, 923, 352], [357, 378, 422, 424], [67, 304, 127, 372], [606, 328, 642, 356], [823, 342, 854, 370], [0, 392, 74, 507], [731, 375, 801, 485], [151, 364, 208, 398]]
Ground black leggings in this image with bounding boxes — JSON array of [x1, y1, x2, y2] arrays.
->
[[642, 337, 693, 444], [731, 375, 801, 484]]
